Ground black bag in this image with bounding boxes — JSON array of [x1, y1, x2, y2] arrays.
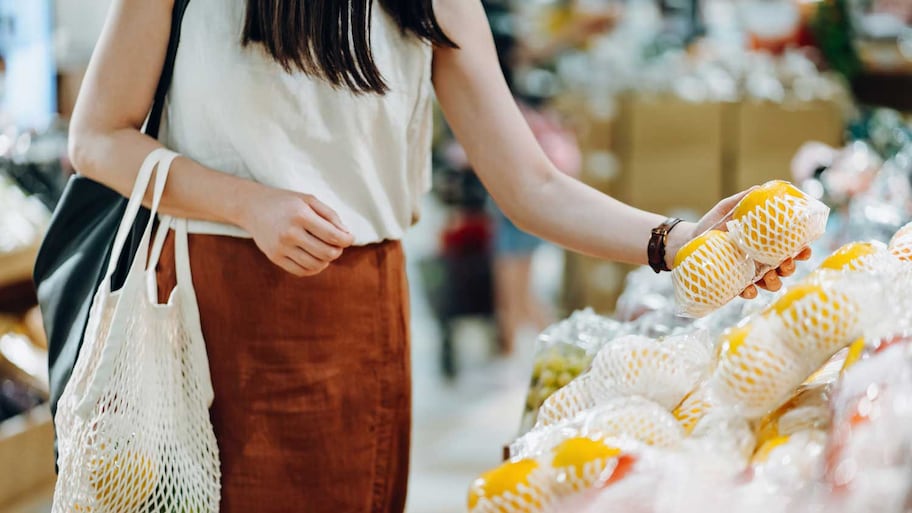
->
[[33, 0, 192, 461]]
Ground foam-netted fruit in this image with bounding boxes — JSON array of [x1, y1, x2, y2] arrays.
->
[[672, 230, 756, 318], [765, 282, 861, 365], [535, 373, 603, 428], [468, 459, 552, 513], [590, 335, 708, 410], [582, 396, 685, 449], [728, 180, 828, 266], [711, 318, 810, 418], [550, 437, 623, 495], [818, 242, 886, 273]]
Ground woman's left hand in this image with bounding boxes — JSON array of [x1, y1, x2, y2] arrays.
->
[[667, 189, 813, 300]]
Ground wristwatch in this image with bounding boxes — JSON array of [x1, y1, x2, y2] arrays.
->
[[647, 217, 684, 274]]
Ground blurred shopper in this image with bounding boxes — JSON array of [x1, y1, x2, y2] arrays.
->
[[65, 0, 803, 512], [487, 0, 614, 353]]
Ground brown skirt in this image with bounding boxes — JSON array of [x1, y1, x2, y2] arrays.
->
[[155, 233, 411, 513]]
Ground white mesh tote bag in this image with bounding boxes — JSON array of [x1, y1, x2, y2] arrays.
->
[[52, 148, 220, 513]]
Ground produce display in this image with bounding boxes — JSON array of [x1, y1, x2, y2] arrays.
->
[[673, 180, 829, 317], [521, 311, 628, 431], [470, 212, 912, 513]]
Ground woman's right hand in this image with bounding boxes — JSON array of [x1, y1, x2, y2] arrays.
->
[[238, 185, 354, 277]]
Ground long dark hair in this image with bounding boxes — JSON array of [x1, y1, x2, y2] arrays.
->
[[242, 0, 456, 94]]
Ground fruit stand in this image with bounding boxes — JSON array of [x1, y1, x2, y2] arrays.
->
[[467, 125, 912, 512]]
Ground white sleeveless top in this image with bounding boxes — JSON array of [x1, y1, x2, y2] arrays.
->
[[163, 0, 434, 245]]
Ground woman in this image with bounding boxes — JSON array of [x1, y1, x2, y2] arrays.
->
[[68, 0, 799, 512]]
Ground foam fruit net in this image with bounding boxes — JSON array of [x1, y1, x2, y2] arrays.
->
[[672, 231, 755, 318], [727, 190, 828, 266]]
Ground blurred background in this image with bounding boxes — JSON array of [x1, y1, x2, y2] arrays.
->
[[1, 0, 911, 512]]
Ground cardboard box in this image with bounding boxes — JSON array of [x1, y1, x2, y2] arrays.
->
[[612, 94, 725, 216], [0, 405, 56, 509], [561, 251, 635, 315], [726, 100, 844, 194], [57, 67, 86, 119], [0, 243, 38, 288]]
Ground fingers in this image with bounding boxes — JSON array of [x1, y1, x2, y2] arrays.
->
[[306, 196, 353, 241], [293, 208, 353, 247], [276, 257, 312, 278], [740, 284, 758, 299], [756, 269, 782, 292], [298, 230, 344, 262], [795, 247, 812, 261], [715, 187, 759, 215], [776, 258, 796, 277], [286, 248, 329, 274]]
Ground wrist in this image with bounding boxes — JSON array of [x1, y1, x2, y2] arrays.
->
[[227, 179, 268, 232], [664, 221, 696, 270]]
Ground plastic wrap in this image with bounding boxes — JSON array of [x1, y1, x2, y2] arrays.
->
[[536, 373, 607, 428], [580, 396, 685, 449], [710, 316, 812, 419], [589, 333, 711, 410], [522, 309, 629, 431], [824, 341, 912, 512], [468, 459, 556, 513], [673, 180, 830, 318], [548, 437, 625, 496]]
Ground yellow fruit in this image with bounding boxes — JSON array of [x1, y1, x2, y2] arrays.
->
[[590, 335, 707, 411], [889, 222, 912, 262], [766, 283, 860, 364], [755, 384, 830, 448], [729, 180, 825, 266], [840, 338, 866, 375], [550, 437, 622, 495], [535, 373, 600, 427], [673, 385, 714, 435], [712, 318, 809, 419], [732, 181, 805, 220], [583, 397, 684, 448], [672, 230, 755, 317], [752, 435, 791, 464], [89, 450, 157, 512], [818, 242, 879, 272], [468, 459, 548, 513]]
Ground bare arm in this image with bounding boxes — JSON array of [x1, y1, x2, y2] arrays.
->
[[70, 0, 251, 223], [431, 0, 807, 295], [432, 0, 684, 267], [69, 0, 352, 276]]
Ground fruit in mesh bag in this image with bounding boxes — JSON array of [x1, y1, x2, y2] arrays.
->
[[711, 318, 810, 419], [590, 335, 708, 411], [672, 230, 756, 317], [755, 384, 830, 449], [526, 345, 592, 415], [673, 383, 717, 435], [582, 396, 684, 449], [728, 180, 826, 266], [549, 437, 629, 496], [889, 221, 912, 261], [817, 241, 889, 273], [88, 448, 158, 512], [468, 459, 553, 513], [753, 430, 828, 485], [536, 373, 603, 428], [765, 282, 861, 364]]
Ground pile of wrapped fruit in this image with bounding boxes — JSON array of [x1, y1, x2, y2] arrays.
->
[[468, 208, 912, 511]]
